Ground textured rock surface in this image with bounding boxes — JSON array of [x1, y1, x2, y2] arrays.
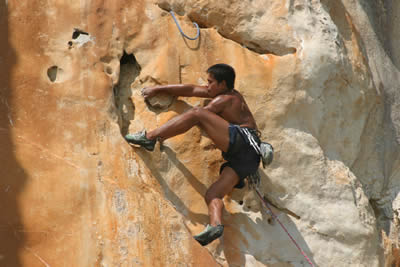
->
[[1, 0, 400, 266]]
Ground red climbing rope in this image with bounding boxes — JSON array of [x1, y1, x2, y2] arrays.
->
[[254, 188, 315, 267]]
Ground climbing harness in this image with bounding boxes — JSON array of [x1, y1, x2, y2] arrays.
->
[[170, 11, 200, 40], [242, 128, 261, 154], [249, 179, 315, 267]]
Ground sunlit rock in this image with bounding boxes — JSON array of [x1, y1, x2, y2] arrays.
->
[[1, 0, 400, 266]]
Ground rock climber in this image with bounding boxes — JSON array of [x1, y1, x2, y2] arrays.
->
[[125, 63, 261, 246]]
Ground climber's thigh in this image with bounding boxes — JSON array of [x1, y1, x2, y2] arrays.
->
[[193, 107, 230, 153], [205, 166, 239, 203]]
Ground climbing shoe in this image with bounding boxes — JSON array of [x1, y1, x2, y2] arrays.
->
[[125, 130, 156, 151], [193, 224, 224, 246]]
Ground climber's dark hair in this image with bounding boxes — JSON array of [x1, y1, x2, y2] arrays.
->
[[207, 64, 235, 90]]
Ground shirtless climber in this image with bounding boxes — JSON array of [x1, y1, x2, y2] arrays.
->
[[125, 64, 261, 246]]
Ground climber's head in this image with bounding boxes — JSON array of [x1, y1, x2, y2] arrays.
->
[[207, 64, 235, 91]]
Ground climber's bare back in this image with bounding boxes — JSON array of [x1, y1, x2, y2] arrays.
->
[[204, 89, 258, 129]]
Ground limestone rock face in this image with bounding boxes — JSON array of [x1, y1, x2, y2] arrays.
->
[[1, 0, 400, 266]]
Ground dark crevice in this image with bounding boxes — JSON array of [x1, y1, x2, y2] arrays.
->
[[113, 51, 141, 136], [369, 198, 391, 235], [72, 28, 89, 39], [120, 52, 136, 65], [251, 39, 297, 55]]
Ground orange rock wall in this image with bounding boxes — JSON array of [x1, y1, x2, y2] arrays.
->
[[1, 0, 400, 266]]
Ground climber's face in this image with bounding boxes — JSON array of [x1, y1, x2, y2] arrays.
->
[[207, 73, 227, 97]]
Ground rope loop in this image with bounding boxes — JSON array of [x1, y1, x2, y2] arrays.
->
[[170, 11, 200, 40]]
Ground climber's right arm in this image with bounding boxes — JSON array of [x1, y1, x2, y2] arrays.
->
[[141, 84, 210, 99]]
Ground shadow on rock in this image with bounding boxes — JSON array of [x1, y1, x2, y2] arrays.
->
[[134, 147, 209, 226], [219, 172, 316, 266], [0, 2, 27, 266]]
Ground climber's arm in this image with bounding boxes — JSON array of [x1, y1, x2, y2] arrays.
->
[[204, 95, 231, 114], [142, 84, 210, 99]]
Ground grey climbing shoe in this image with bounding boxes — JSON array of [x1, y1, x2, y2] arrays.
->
[[193, 224, 224, 246], [125, 130, 156, 151], [260, 142, 274, 168]]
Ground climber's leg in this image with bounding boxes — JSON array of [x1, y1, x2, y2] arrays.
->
[[193, 166, 239, 246], [205, 165, 239, 226], [146, 107, 230, 152]]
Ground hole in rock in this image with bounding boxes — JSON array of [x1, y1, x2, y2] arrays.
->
[[106, 66, 113, 75], [47, 66, 59, 82], [72, 28, 89, 39], [113, 51, 141, 135], [120, 51, 136, 65]]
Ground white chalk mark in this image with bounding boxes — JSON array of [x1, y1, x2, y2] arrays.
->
[[8, 114, 13, 127], [24, 246, 51, 267], [75, 34, 96, 48], [1, 99, 14, 127]]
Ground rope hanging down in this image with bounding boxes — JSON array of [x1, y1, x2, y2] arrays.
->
[[170, 11, 200, 40], [253, 187, 315, 267]]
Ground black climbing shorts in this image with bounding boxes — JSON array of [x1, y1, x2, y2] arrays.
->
[[220, 124, 261, 189]]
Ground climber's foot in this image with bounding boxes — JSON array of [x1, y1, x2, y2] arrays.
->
[[125, 130, 156, 151], [193, 224, 224, 246]]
